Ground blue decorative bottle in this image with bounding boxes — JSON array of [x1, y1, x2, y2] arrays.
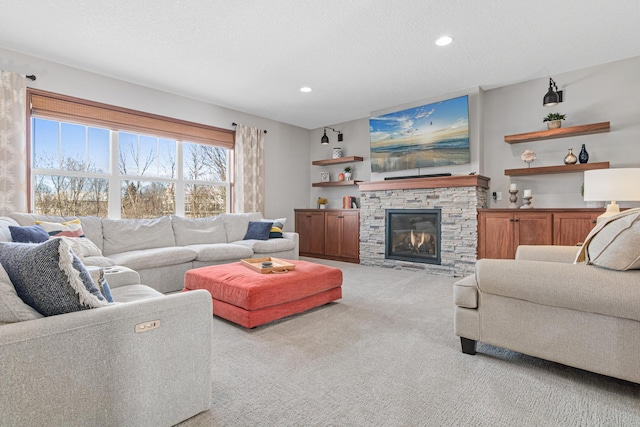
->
[[579, 144, 589, 164]]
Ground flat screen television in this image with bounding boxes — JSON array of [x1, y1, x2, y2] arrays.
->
[[369, 95, 470, 173]]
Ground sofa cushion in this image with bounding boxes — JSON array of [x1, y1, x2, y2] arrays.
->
[[0, 239, 109, 316], [9, 225, 49, 243], [102, 216, 176, 255], [585, 209, 640, 271], [243, 221, 272, 240], [108, 246, 198, 271], [232, 238, 295, 254], [221, 212, 263, 242], [171, 215, 227, 246], [0, 263, 43, 324], [185, 243, 254, 262]]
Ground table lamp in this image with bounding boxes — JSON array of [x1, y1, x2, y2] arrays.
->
[[583, 168, 640, 222]]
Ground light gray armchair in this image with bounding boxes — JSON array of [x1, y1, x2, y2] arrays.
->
[[454, 245, 640, 384]]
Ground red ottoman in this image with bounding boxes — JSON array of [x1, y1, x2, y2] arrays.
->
[[183, 260, 342, 328]]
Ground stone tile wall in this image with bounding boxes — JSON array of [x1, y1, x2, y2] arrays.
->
[[359, 186, 488, 277]]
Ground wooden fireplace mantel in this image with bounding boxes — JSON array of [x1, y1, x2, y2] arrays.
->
[[358, 175, 490, 192]]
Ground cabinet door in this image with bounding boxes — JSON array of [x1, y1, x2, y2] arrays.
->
[[478, 212, 515, 259], [324, 211, 343, 257], [553, 212, 599, 246], [295, 211, 325, 255], [514, 212, 553, 248], [340, 211, 360, 260]]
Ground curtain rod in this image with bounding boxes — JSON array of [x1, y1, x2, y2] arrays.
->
[[232, 122, 267, 134]]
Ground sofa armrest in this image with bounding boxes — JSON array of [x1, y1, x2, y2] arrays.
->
[[515, 245, 579, 263], [283, 231, 299, 260], [0, 290, 212, 427]]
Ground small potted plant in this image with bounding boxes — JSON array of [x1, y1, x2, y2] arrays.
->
[[343, 166, 352, 181], [317, 197, 328, 209], [543, 112, 566, 129]]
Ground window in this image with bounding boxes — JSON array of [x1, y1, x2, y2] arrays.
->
[[29, 89, 234, 219]]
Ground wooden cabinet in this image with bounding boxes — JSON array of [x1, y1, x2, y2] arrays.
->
[[478, 209, 602, 259], [295, 209, 359, 263], [478, 211, 552, 259], [553, 211, 599, 246]]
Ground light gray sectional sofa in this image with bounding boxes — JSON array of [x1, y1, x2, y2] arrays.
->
[[7, 212, 299, 293], [0, 211, 298, 425]]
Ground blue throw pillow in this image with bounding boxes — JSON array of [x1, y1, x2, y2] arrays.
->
[[243, 221, 273, 241], [0, 239, 109, 316], [9, 225, 49, 243]]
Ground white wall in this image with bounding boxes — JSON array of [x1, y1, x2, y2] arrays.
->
[[0, 48, 310, 230], [482, 55, 640, 209]]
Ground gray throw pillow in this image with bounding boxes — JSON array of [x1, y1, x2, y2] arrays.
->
[[0, 263, 43, 324], [0, 239, 110, 316]]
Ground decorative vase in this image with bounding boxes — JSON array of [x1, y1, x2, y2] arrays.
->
[[338, 173, 345, 181], [344, 172, 352, 180], [579, 144, 589, 164], [319, 204, 326, 209], [332, 147, 342, 159], [564, 148, 577, 165], [547, 120, 562, 130]]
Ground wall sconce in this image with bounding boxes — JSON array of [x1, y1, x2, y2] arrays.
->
[[543, 78, 563, 106], [321, 127, 343, 145]]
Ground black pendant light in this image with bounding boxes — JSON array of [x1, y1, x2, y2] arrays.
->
[[543, 78, 563, 106], [321, 128, 329, 145]]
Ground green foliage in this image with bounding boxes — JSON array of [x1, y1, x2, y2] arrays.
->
[[543, 113, 566, 122], [343, 166, 352, 173]]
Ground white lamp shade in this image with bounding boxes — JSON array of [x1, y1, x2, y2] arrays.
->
[[583, 168, 640, 202]]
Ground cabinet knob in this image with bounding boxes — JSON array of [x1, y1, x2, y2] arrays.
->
[[514, 218, 519, 222], [591, 220, 597, 224]]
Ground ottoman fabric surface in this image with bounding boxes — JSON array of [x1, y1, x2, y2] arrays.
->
[[184, 260, 342, 327]]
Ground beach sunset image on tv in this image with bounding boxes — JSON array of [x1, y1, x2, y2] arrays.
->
[[369, 95, 470, 173]]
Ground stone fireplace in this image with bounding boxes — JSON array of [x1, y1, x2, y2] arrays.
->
[[359, 175, 489, 277], [386, 209, 441, 265]]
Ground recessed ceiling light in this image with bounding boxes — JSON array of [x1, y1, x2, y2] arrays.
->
[[435, 36, 453, 46], [300, 87, 312, 93]]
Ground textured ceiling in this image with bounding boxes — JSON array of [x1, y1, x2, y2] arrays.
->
[[1, 1, 639, 129]]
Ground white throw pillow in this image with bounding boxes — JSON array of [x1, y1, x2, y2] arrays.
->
[[586, 209, 640, 270]]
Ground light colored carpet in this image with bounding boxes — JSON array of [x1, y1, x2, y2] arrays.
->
[[179, 258, 640, 426]]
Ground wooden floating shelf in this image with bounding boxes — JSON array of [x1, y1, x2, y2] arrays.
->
[[504, 122, 610, 144], [312, 156, 364, 166], [312, 180, 362, 187], [504, 161, 609, 176]]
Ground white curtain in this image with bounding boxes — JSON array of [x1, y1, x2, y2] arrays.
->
[[0, 70, 27, 215], [233, 124, 265, 213]]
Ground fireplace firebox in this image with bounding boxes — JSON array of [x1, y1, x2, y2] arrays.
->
[[385, 209, 441, 264]]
